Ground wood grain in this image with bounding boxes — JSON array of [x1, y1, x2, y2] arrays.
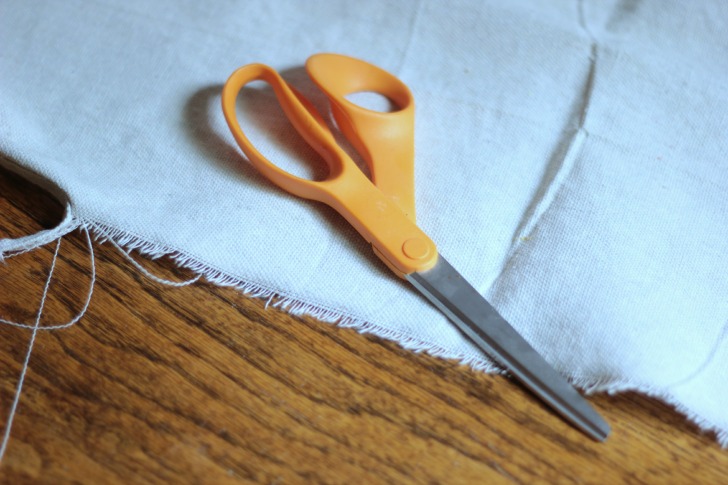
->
[[0, 162, 726, 484]]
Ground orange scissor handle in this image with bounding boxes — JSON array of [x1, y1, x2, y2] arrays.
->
[[221, 55, 438, 276], [305, 53, 416, 220]]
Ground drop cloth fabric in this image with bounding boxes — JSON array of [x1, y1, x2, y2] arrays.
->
[[1, 0, 727, 443]]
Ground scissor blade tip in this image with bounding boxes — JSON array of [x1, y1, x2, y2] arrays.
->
[[581, 416, 610, 442], [592, 427, 610, 442], [408, 256, 613, 442]]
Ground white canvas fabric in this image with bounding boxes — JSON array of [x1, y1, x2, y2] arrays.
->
[[1, 0, 726, 445]]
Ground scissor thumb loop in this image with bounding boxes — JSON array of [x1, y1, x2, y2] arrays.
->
[[306, 54, 417, 221]]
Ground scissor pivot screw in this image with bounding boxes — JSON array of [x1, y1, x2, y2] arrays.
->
[[402, 238, 431, 261]]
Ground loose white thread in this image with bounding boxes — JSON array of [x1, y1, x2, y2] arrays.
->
[[101, 231, 200, 287], [0, 237, 61, 461], [0, 226, 96, 331]]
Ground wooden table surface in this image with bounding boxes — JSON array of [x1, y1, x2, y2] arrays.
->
[[0, 163, 726, 484]]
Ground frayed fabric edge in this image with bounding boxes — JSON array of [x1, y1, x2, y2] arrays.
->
[[574, 377, 728, 447], [84, 220, 728, 448], [2, 217, 727, 448], [85, 222, 505, 374]]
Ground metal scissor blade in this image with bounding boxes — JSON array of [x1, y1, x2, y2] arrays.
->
[[406, 254, 610, 441]]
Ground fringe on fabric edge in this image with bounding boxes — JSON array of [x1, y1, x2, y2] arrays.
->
[[1, 216, 727, 449]]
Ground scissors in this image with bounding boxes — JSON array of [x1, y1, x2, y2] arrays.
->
[[221, 53, 610, 441]]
